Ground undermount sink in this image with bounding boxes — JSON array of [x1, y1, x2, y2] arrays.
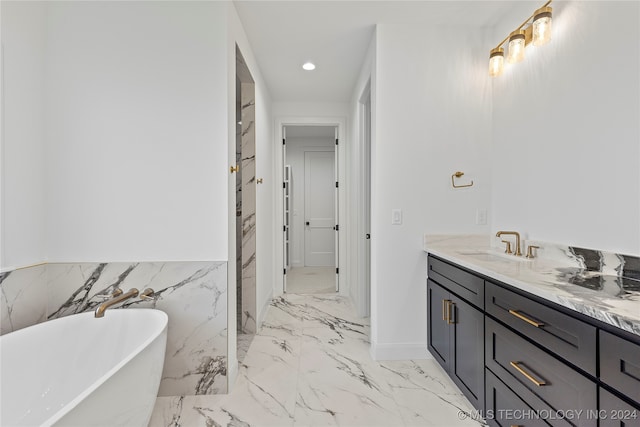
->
[[456, 249, 532, 263]]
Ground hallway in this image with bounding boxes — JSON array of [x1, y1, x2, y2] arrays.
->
[[286, 267, 335, 294], [150, 294, 481, 427]]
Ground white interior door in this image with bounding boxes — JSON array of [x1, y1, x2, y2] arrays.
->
[[334, 127, 339, 291], [362, 92, 371, 315], [304, 150, 335, 266]]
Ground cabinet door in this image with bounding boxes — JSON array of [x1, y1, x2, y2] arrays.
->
[[600, 388, 640, 427], [451, 296, 484, 411], [427, 279, 451, 370], [486, 369, 548, 427], [600, 330, 640, 406]]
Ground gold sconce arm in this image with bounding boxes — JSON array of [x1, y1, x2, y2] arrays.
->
[[452, 171, 474, 188]]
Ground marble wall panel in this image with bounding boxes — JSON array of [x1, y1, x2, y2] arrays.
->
[[524, 239, 640, 278], [0, 264, 48, 335], [240, 81, 256, 334], [1, 261, 228, 396]]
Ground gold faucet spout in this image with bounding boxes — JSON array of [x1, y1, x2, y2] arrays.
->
[[94, 288, 139, 318], [495, 231, 522, 256]]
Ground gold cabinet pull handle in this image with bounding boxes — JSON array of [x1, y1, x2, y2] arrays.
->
[[257, 178, 263, 184], [447, 301, 455, 324], [442, 299, 448, 321], [510, 361, 546, 386], [230, 165, 239, 173], [509, 309, 544, 328]]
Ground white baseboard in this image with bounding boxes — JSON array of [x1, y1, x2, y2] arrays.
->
[[370, 342, 434, 361]]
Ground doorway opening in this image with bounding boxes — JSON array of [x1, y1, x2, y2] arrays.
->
[[235, 47, 256, 364], [283, 125, 338, 294]]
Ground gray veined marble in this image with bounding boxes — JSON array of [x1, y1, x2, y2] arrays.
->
[[0, 265, 48, 335], [150, 293, 483, 427], [1, 261, 229, 396], [240, 80, 257, 335], [424, 234, 640, 336]]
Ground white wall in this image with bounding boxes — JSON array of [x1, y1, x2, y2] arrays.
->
[[371, 24, 493, 359], [0, 2, 47, 270], [44, 1, 230, 262], [491, 1, 640, 255], [273, 102, 349, 119], [285, 136, 335, 267]]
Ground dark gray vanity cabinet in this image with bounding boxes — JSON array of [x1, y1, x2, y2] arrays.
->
[[599, 388, 640, 427], [485, 281, 597, 376], [599, 330, 640, 406], [486, 317, 596, 427], [486, 369, 549, 427], [427, 257, 484, 411], [427, 253, 640, 427]]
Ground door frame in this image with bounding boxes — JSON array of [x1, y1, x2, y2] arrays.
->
[[274, 117, 346, 296]]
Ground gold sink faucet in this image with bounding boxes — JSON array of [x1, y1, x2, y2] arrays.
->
[[95, 288, 139, 318], [496, 231, 522, 256]]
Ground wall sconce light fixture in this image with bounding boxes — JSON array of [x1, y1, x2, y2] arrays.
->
[[489, 0, 553, 77]]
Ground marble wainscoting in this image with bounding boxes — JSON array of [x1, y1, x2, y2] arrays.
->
[[0, 264, 48, 335], [0, 261, 228, 396]]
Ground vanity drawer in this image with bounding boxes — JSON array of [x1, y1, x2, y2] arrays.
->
[[427, 256, 484, 308], [600, 330, 640, 405], [486, 318, 597, 427], [599, 388, 640, 427], [486, 281, 596, 375], [486, 369, 548, 427]]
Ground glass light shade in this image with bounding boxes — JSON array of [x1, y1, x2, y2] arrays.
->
[[507, 30, 526, 64], [489, 48, 504, 77], [533, 7, 552, 46]]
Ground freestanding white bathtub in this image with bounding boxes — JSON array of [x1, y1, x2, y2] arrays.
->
[[0, 308, 168, 427]]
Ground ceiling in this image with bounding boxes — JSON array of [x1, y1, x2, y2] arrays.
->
[[233, 1, 529, 103]]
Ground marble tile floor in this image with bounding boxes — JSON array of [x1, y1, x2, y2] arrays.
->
[[286, 267, 336, 294], [149, 293, 484, 427]]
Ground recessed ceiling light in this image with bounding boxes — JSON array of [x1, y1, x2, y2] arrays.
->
[[302, 62, 316, 71]]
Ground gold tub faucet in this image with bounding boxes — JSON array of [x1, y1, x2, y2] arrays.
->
[[495, 231, 522, 256], [94, 288, 139, 318]]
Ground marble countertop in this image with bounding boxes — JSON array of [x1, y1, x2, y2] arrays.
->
[[423, 235, 640, 337]]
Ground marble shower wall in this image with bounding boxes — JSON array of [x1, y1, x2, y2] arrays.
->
[[240, 81, 257, 334], [0, 261, 228, 396]]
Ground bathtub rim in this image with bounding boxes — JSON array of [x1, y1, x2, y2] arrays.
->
[[1, 308, 168, 426]]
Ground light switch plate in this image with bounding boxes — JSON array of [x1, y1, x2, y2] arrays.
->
[[476, 209, 487, 225], [392, 209, 402, 225]]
